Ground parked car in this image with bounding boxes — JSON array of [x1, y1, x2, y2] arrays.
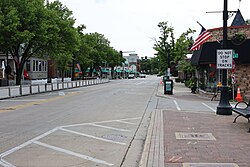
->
[[140, 73, 146, 78], [128, 73, 135, 79]]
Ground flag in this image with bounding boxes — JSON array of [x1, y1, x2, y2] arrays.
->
[[23, 69, 31, 80], [76, 63, 82, 74], [190, 25, 212, 51]]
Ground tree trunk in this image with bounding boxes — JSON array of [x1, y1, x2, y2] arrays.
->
[[61, 70, 64, 82], [111, 66, 114, 79], [16, 68, 22, 85], [15, 62, 24, 85]]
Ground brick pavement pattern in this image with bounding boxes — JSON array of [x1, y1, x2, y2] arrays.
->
[[163, 110, 249, 167], [140, 81, 250, 167]]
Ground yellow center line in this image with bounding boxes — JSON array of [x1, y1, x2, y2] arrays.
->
[[0, 92, 79, 113]]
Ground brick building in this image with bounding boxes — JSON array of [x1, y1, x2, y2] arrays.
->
[[191, 10, 250, 99]]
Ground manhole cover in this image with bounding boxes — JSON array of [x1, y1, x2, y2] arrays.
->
[[175, 132, 216, 140], [102, 134, 127, 142], [183, 163, 239, 167]]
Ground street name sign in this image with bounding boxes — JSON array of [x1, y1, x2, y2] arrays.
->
[[216, 49, 233, 69]]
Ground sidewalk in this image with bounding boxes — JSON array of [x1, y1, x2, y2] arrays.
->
[[141, 81, 249, 167]]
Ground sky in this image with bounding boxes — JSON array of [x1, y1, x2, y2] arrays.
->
[[54, 0, 250, 58]]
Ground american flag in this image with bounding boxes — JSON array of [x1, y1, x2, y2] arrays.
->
[[190, 26, 212, 51]]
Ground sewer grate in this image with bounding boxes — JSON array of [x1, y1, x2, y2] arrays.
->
[[102, 134, 127, 142], [175, 132, 216, 140], [183, 163, 239, 167]]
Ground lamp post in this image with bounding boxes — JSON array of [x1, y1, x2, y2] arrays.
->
[[216, 0, 232, 115], [166, 48, 171, 79]]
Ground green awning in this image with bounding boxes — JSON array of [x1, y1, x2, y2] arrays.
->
[[101, 69, 110, 73]]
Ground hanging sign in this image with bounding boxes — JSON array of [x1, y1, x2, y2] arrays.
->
[[216, 49, 233, 69]]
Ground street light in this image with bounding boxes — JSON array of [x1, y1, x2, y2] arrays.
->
[[166, 48, 171, 79], [216, 0, 232, 115]]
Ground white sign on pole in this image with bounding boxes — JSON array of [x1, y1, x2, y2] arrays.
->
[[216, 49, 233, 69]]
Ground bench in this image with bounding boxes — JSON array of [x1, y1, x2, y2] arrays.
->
[[232, 100, 250, 132]]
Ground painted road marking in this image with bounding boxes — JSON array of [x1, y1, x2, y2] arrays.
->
[[0, 128, 59, 167], [1, 99, 47, 102], [0, 117, 140, 166], [202, 103, 216, 112], [34, 141, 114, 166], [59, 128, 126, 145], [174, 100, 181, 111], [0, 92, 78, 113], [88, 123, 131, 132], [115, 120, 136, 125], [61, 117, 141, 128]]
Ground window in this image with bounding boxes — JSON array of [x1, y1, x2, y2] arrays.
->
[[31, 59, 47, 72], [33, 60, 36, 71]]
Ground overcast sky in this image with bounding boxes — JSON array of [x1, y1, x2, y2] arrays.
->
[[55, 0, 250, 58]]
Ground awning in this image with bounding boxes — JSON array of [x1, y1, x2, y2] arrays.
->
[[101, 69, 110, 73], [190, 39, 250, 65]]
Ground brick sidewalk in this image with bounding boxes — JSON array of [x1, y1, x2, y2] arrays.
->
[[163, 110, 249, 167], [140, 82, 249, 167]]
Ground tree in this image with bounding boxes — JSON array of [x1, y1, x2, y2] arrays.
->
[[153, 21, 174, 75], [150, 56, 160, 74], [174, 28, 195, 63], [0, 0, 79, 85], [105, 47, 124, 79]]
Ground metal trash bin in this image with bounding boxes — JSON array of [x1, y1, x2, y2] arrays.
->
[[163, 76, 173, 95]]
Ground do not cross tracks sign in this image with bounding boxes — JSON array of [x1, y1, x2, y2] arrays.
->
[[216, 49, 233, 69]]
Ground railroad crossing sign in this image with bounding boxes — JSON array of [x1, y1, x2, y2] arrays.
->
[[216, 49, 233, 69]]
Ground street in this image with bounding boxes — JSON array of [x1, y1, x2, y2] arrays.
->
[[0, 76, 159, 167], [0, 76, 226, 167]]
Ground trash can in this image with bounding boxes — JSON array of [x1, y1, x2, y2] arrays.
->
[[163, 76, 173, 95]]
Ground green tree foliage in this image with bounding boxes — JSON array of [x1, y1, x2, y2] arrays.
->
[[174, 28, 195, 63], [140, 57, 151, 74], [0, 0, 79, 85], [74, 27, 123, 78], [153, 21, 174, 74], [150, 57, 160, 74], [153, 21, 195, 76]]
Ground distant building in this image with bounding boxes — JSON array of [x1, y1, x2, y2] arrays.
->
[[123, 53, 140, 73]]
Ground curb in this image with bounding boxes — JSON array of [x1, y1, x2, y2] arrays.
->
[[139, 109, 164, 167]]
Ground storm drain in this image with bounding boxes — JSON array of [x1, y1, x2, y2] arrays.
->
[[175, 132, 216, 140], [102, 134, 127, 142], [183, 163, 239, 167]]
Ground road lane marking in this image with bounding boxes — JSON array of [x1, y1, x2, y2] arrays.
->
[[174, 100, 181, 111], [59, 128, 126, 145], [61, 117, 141, 128], [1, 99, 47, 102], [33, 141, 114, 166], [0, 117, 139, 166], [0, 128, 59, 167], [0, 92, 78, 113], [0, 159, 15, 167], [202, 103, 216, 112], [115, 120, 136, 125], [88, 123, 131, 132]]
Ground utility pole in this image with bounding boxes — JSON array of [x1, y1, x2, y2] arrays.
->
[[216, 0, 232, 115], [167, 48, 171, 79]]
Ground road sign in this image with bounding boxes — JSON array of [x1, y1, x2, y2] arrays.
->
[[216, 49, 233, 69], [232, 60, 236, 73], [233, 53, 239, 58]]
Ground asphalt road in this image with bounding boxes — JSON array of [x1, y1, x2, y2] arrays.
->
[[0, 76, 159, 167]]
